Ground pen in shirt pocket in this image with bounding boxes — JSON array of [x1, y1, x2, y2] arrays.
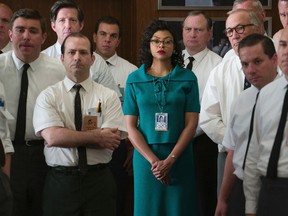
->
[[97, 99, 102, 116]]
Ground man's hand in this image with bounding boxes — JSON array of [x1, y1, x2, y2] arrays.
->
[[95, 128, 121, 150], [214, 199, 228, 216]]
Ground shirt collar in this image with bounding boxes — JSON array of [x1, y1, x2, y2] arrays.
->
[[106, 52, 118, 66], [63, 76, 92, 93], [182, 47, 209, 63], [55, 42, 62, 59], [11, 51, 40, 72]]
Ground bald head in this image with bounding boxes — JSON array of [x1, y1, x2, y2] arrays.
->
[[233, 0, 265, 21], [277, 27, 288, 78]]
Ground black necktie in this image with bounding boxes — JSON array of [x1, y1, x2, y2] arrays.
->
[[244, 77, 251, 90], [242, 91, 259, 169], [74, 85, 87, 174], [14, 64, 30, 143], [186, 56, 194, 70], [266, 86, 288, 178]]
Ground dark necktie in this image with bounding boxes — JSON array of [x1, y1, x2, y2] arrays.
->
[[244, 77, 251, 90], [74, 85, 87, 174], [14, 64, 30, 143], [266, 86, 288, 178], [0, 141, 5, 167], [186, 56, 194, 70], [0, 50, 3, 54], [242, 91, 259, 169]]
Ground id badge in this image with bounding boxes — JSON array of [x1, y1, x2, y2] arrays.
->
[[155, 113, 168, 131]]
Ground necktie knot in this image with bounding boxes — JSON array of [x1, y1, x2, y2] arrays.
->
[[189, 56, 194, 62], [244, 77, 251, 90], [23, 63, 30, 72], [74, 84, 82, 93]]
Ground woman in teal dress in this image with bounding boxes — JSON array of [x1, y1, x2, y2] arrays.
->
[[123, 20, 200, 216]]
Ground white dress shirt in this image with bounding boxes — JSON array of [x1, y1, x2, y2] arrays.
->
[[1, 42, 12, 53], [33, 77, 128, 167], [244, 75, 288, 214], [200, 53, 244, 151], [0, 51, 65, 144], [183, 48, 222, 137], [106, 52, 138, 90], [182, 48, 222, 101], [223, 86, 259, 179], [42, 42, 121, 96], [0, 81, 14, 154], [222, 49, 235, 61]]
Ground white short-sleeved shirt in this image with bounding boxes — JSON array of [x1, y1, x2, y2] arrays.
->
[[0, 81, 14, 154], [42, 42, 121, 96], [33, 77, 128, 167], [0, 51, 65, 143], [244, 75, 288, 214]]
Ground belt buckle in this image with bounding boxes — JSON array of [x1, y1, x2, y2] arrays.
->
[[25, 141, 32, 146]]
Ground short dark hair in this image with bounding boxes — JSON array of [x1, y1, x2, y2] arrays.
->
[[139, 20, 184, 69], [183, 11, 212, 30], [94, 16, 121, 38], [50, 0, 84, 23], [238, 33, 275, 58], [10, 8, 46, 33], [61, 32, 93, 55]]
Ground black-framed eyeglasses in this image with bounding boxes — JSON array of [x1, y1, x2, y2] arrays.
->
[[150, 39, 174, 47], [224, 24, 255, 37]]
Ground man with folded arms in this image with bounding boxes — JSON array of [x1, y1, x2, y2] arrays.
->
[[34, 33, 127, 216]]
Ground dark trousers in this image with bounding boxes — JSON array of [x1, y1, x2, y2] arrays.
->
[[227, 177, 245, 216], [10, 144, 48, 216], [193, 134, 218, 216], [43, 166, 116, 216], [110, 140, 128, 216], [257, 177, 288, 216], [0, 171, 13, 216]]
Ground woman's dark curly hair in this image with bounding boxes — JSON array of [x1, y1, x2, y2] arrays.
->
[[139, 20, 184, 70]]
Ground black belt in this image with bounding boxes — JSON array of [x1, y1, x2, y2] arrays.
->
[[13, 140, 44, 146], [50, 164, 108, 175], [261, 176, 288, 183]]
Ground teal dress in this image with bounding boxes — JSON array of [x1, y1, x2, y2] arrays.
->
[[123, 64, 200, 216]]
